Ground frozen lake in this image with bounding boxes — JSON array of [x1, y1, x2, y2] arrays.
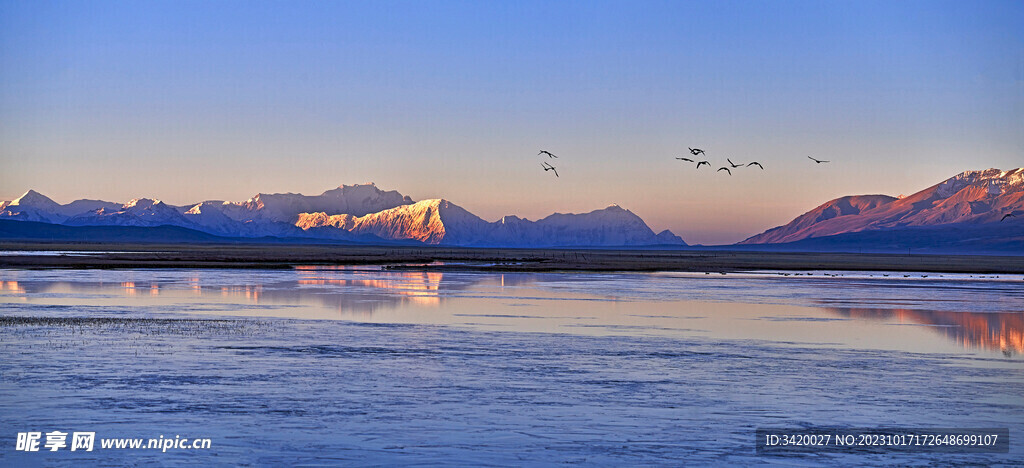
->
[[1, 267, 1022, 465]]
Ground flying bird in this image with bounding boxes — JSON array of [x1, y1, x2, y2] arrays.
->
[[676, 157, 694, 162], [696, 160, 710, 169], [539, 150, 557, 158], [807, 156, 830, 164], [1001, 213, 1016, 222], [541, 162, 559, 177], [717, 167, 732, 175], [688, 147, 705, 156], [747, 161, 764, 169], [727, 158, 742, 168]]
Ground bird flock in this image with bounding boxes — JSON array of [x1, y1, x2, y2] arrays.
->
[[674, 148, 825, 176], [676, 149, 765, 176], [536, 146, 829, 178]]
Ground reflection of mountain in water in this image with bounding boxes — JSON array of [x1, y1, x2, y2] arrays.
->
[[1, 268, 549, 317], [829, 307, 1024, 356], [294, 267, 447, 311], [1, 269, 495, 316], [8, 272, 1022, 354]]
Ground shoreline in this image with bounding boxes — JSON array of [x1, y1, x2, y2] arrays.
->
[[1, 242, 1022, 273]]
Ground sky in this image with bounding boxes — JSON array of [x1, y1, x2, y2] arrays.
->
[[1, 0, 1021, 244]]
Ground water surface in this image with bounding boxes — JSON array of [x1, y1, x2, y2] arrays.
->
[[1, 267, 1021, 465]]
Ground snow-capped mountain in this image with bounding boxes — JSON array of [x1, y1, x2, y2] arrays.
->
[[0, 190, 121, 224], [61, 199, 123, 217], [297, 201, 684, 246], [232, 183, 414, 223], [0, 190, 66, 223], [180, 201, 307, 238], [298, 199, 492, 244], [65, 198, 199, 228], [743, 167, 1024, 244], [181, 201, 245, 235], [0, 184, 685, 247]]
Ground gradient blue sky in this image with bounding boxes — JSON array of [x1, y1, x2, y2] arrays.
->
[[2, 0, 1021, 244]]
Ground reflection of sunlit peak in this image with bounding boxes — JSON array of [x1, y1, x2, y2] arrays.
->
[[406, 295, 440, 306], [121, 282, 136, 296], [419, 272, 443, 290], [215, 285, 263, 303], [834, 307, 1024, 355], [299, 271, 443, 293], [294, 270, 445, 307], [150, 283, 160, 296], [2, 281, 25, 293], [294, 265, 365, 271], [244, 285, 262, 303]]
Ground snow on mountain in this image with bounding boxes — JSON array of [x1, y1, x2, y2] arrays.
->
[[9, 190, 61, 211], [65, 198, 199, 228], [181, 201, 345, 239], [0, 190, 124, 223], [183, 184, 415, 239], [1, 184, 686, 247], [294, 212, 358, 230], [236, 183, 414, 223], [60, 199, 122, 217], [299, 199, 491, 244], [742, 167, 1024, 244], [297, 201, 686, 247], [0, 190, 67, 223], [180, 201, 251, 236]]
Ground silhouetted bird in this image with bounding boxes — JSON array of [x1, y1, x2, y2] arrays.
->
[[1001, 213, 1016, 222], [539, 150, 557, 158], [689, 147, 705, 156], [747, 162, 763, 169], [807, 156, 829, 164], [696, 161, 710, 169], [727, 158, 742, 168], [718, 167, 732, 175], [676, 157, 694, 162], [541, 162, 559, 177]]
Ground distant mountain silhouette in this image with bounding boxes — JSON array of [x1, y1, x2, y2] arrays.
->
[[0, 220, 234, 243], [752, 223, 1024, 254]]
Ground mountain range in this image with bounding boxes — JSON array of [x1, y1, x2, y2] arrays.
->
[[2, 168, 1021, 251], [0, 183, 685, 247]]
